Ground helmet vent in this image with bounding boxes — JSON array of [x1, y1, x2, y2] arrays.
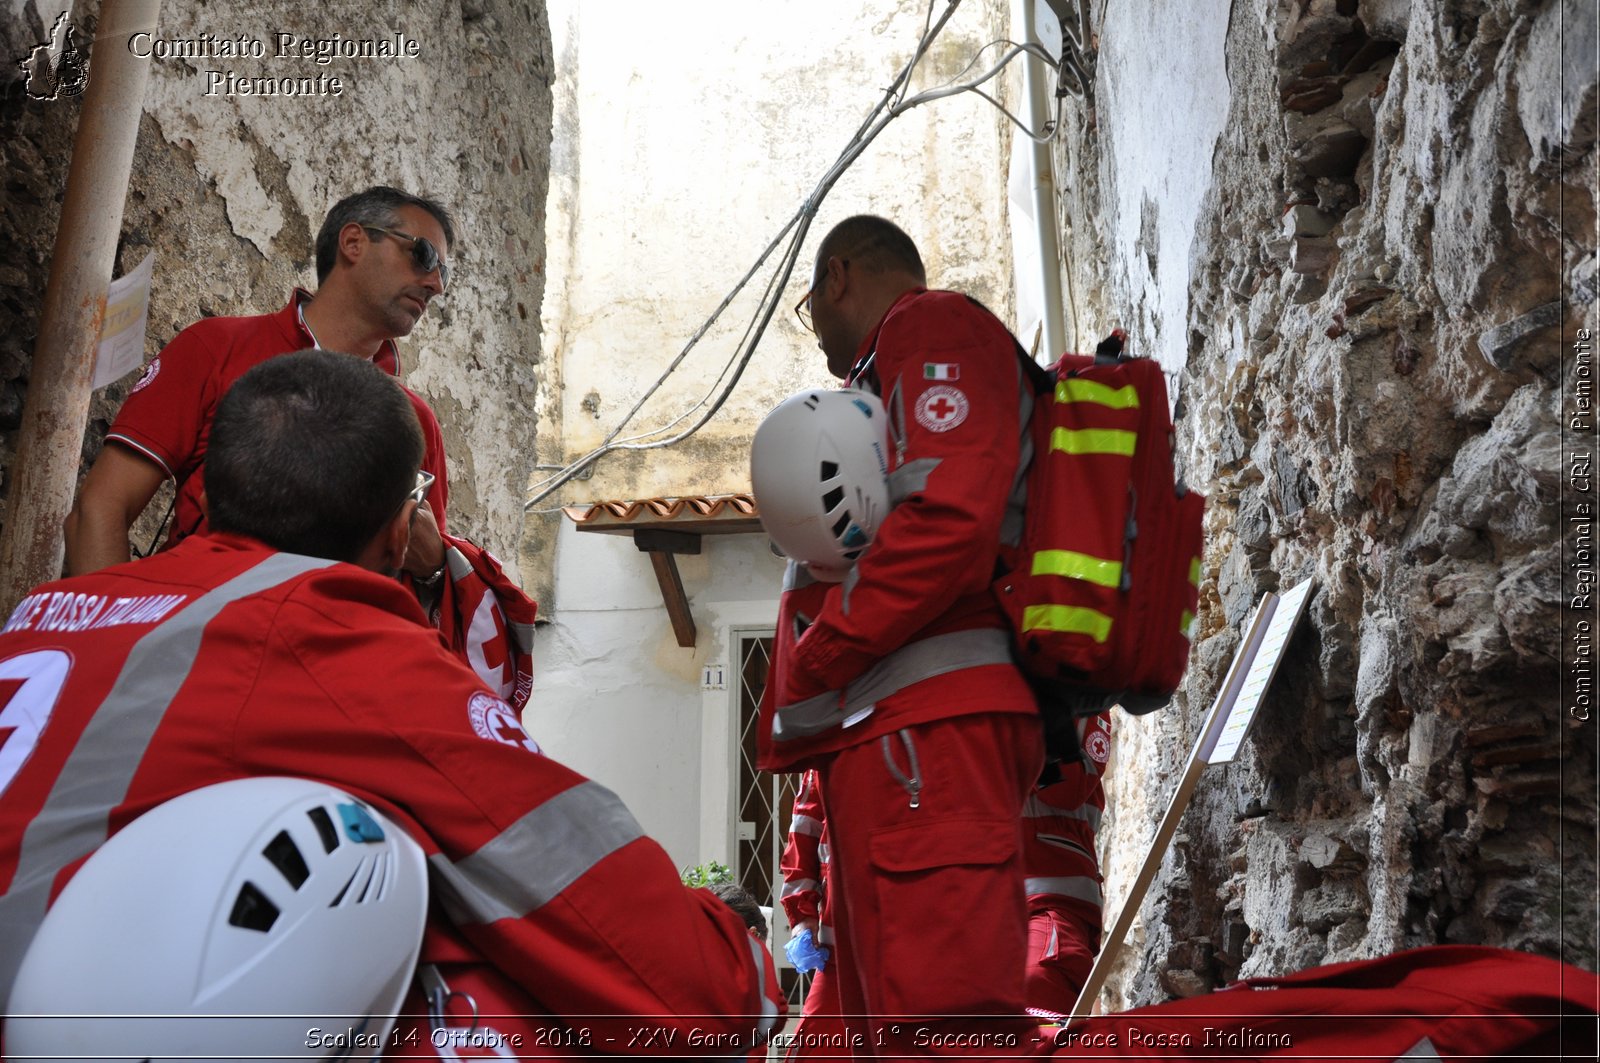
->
[[331, 865, 359, 907], [820, 460, 839, 480], [262, 830, 310, 889], [366, 852, 391, 902], [822, 487, 844, 511], [330, 855, 380, 907], [227, 881, 280, 933], [831, 513, 852, 540], [307, 806, 340, 853]]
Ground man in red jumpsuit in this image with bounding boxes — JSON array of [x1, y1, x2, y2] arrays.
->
[[59, 187, 537, 707], [758, 214, 1043, 1057], [778, 715, 1109, 1053], [1, 350, 784, 1057], [777, 768, 852, 1060], [1022, 713, 1111, 1018]]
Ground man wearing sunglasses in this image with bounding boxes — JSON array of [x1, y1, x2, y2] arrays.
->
[[2, 350, 786, 1056], [57, 187, 538, 708], [64, 185, 455, 584]]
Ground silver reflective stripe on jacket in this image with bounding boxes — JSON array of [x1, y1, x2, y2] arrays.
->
[[0, 553, 335, 1003], [841, 562, 862, 616], [781, 878, 821, 899], [782, 559, 817, 593], [427, 779, 645, 925], [445, 544, 475, 581], [788, 813, 823, 837], [1022, 791, 1103, 833], [1024, 875, 1103, 906], [887, 458, 940, 505], [512, 621, 537, 650], [746, 933, 780, 1046], [771, 627, 1015, 742], [445, 547, 535, 652]]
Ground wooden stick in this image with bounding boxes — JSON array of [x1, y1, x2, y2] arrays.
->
[[1066, 592, 1280, 1024]]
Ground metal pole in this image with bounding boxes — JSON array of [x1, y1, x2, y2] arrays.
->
[[0, 0, 161, 614], [1021, 0, 1068, 359]]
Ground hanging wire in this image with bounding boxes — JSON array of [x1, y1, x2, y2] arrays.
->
[[526, 0, 1061, 510]]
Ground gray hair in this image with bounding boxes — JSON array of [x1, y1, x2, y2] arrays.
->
[[314, 186, 456, 283]]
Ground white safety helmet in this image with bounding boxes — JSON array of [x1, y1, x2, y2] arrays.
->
[[751, 389, 890, 582], [6, 777, 428, 1063]]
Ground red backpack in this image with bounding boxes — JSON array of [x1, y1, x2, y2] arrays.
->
[[995, 331, 1205, 749]]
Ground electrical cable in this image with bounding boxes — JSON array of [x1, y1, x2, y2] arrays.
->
[[526, 0, 1061, 509], [525, 0, 962, 507]]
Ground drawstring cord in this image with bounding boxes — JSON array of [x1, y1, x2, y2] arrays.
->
[[419, 964, 480, 1043], [880, 729, 923, 809]]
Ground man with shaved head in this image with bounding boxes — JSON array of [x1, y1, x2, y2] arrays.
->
[[760, 214, 1042, 1057]]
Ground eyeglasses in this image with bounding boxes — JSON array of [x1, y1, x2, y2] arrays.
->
[[408, 469, 436, 507], [795, 257, 849, 335], [394, 469, 435, 521], [365, 226, 451, 291], [794, 288, 815, 334]]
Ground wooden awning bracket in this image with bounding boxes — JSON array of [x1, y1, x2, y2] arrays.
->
[[634, 529, 702, 648]]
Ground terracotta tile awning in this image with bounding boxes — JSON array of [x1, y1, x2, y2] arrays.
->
[[561, 493, 762, 536], [561, 494, 767, 647]]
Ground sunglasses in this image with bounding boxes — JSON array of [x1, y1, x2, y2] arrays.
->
[[365, 226, 451, 291]]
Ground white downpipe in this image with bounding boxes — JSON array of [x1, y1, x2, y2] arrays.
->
[[1018, 0, 1069, 359]]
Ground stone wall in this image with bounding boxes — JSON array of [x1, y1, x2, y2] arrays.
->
[[0, 0, 551, 568], [1056, 0, 1597, 1006]]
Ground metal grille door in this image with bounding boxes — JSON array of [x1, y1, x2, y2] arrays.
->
[[733, 633, 809, 1007]]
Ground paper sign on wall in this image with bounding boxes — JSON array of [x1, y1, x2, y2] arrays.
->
[[1203, 576, 1314, 764], [92, 251, 154, 390]]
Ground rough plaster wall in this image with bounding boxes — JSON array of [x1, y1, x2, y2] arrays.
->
[[528, 0, 1017, 613], [1057, 0, 1597, 1007], [0, 0, 552, 564]]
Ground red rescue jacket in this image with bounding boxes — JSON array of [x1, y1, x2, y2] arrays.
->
[[758, 289, 1038, 772]]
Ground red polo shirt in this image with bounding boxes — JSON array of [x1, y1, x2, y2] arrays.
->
[[106, 290, 448, 552]]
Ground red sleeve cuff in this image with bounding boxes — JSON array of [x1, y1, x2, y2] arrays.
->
[[103, 431, 175, 479], [781, 894, 821, 925]]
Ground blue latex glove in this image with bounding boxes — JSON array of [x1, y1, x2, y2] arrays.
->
[[785, 927, 830, 973]]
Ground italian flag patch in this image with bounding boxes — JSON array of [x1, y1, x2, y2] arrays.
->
[[923, 362, 959, 381]]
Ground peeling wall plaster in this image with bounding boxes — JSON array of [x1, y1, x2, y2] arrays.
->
[[0, 0, 553, 569]]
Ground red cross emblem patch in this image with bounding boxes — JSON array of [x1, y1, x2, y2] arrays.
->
[[130, 358, 161, 394], [467, 691, 541, 755], [914, 385, 969, 433], [1085, 727, 1110, 764]]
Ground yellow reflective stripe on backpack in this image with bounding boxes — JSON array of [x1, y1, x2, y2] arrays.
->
[[1180, 610, 1196, 639], [1050, 427, 1138, 457], [1190, 557, 1202, 586], [1031, 549, 1123, 589], [1055, 377, 1141, 409], [1022, 604, 1113, 644]]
